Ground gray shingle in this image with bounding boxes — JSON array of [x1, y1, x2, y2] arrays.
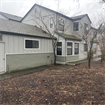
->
[[0, 12, 22, 21], [0, 18, 51, 38]]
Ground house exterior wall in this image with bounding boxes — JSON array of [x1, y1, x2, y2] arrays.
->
[[22, 5, 56, 34], [6, 53, 54, 72], [2, 34, 54, 72]]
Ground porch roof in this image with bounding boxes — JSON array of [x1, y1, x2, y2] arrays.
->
[[56, 32, 82, 41]]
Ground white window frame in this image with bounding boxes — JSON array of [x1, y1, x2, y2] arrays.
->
[[50, 17, 53, 28], [58, 17, 65, 31], [67, 42, 73, 55], [24, 38, 40, 50], [56, 42, 62, 56], [74, 43, 79, 55]]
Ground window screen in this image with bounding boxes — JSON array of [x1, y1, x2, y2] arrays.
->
[[67, 42, 72, 55], [74, 43, 79, 54], [57, 42, 62, 55]]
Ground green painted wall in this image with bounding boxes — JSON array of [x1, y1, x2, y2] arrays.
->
[[56, 55, 79, 63], [66, 55, 79, 62], [6, 53, 54, 72]]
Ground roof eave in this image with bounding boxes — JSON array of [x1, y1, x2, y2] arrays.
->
[[0, 31, 57, 40]]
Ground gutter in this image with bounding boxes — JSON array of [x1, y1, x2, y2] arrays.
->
[[0, 31, 57, 40]]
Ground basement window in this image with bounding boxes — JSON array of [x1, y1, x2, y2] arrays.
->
[[25, 39, 39, 49]]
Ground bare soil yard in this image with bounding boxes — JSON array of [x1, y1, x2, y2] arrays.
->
[[0, 61, 105, 105]]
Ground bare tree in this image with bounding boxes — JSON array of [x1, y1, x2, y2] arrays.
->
[[73, 22, 102, 68], [31, 6, 71, 65], [98, 24, 105, 62]]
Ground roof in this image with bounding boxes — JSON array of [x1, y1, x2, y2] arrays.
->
[[21, 4, 73, 22], [56, 32, 81, 41], [0, 11, 22, 22], [71, 14, 91, 23], [0, 18, 55, 39]]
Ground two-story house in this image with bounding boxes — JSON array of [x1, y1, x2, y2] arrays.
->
[[21, 4, 97, 64], [0, 4, 99, 74]]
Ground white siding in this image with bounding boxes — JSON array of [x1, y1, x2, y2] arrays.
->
[[3, 34, 53, 54]]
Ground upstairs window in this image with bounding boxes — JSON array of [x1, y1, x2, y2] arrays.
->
[[84, 23, 88, 32], [50, 17, 53, 28], [57, 42, 62, 55], [58, 18, 64, 31], [67, 42, 72, 55], [74, 43, 79, 55], [25, 39, 39, 49], [73, 22, 79, 31]]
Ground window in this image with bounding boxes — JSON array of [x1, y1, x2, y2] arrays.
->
[[84, 23, 88, 32], [57, 42, 62, 55], [67, 42, 72, 55], [0, 34, 2, 41], [73, 22, 79, 31], [74, 43, 79, 55], [58, 18, 64, 31], [50, 17, 53, 28], [25, 39, 39, 49], [84, 44, 87, 52]]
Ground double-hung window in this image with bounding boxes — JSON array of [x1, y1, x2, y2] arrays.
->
[[84, 23, 88, 32], [67, 42, 72, 55], [57, 42, 62, 55], [74, 43, 79, 55], [73, 22, 79, 31], [25, 39, 39, 49], [58, 18, 64, 31], [50, 17, 53, 28]]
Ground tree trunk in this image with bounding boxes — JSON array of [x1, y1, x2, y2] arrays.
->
[[88, 57, 91, 68], [101, 55, 103, 63], [53, 48, 56, 65]]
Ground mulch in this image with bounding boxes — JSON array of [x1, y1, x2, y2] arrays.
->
[[0, 61, 105, 105]]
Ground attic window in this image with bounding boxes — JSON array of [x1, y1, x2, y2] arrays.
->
[[0, 34, 2, 41]]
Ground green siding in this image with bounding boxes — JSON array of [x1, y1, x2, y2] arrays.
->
[[66, 55, 79, 62], [56, 56, 66, 62], [6, 53, 54, 72], [56, 55, 79, 63]]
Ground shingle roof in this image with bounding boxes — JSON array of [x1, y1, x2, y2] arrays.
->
[[56, 32, 81, 41], [71, 14, 91, 23], [0, 18, 52, 39], [0, 12, 22, 21]]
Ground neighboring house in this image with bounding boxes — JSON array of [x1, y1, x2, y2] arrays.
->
[[0, 18, 55, 74], [0, 4, 100, 73]]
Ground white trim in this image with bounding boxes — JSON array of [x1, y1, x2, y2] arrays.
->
[[24, 38, 40, 50], [0, 42, 6, 74], [6, 52, 54, 55]]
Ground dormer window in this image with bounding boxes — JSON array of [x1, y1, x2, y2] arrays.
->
[[58, 18, 64, 31], [73, 22, 79, 31]]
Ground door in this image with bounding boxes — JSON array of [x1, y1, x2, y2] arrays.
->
[[0, 43, 5, 73]]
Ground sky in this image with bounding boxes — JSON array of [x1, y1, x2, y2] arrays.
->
[[0, 0, 104, 27]]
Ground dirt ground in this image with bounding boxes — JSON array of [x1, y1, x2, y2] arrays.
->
[[0, 61, 105, 105]]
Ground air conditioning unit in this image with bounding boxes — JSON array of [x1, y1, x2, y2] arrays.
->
[[0, 34, 2, 41]]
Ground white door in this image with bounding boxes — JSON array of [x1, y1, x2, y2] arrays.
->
[[0, 43, 5, 73]]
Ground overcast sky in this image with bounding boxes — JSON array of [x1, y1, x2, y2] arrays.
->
[[0, 0, 104, 27]]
